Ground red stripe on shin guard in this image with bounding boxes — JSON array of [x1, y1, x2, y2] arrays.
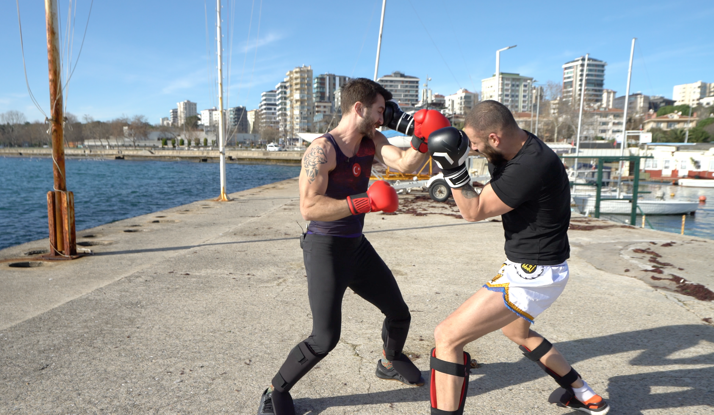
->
[[430, 349, 469, 410]]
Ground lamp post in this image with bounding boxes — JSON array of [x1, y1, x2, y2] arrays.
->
[[495, 45, 517, 103]]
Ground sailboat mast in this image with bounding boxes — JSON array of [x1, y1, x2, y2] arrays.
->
[[373, 0, 386, 81], [617, 38, 636, 198], [216, 0, 228, 201], [45, 0, 76, 257]]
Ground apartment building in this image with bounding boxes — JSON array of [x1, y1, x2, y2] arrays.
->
[[200, 107, 221, 130], [602, 89, 616, 109], [562, 56, 606, 107], [445, 88, 478, 115], [228, 106, 249, 134], [246, 110, 257, 134], [288, 65, 314, 136], [313, 73, 350, 113], [177, 100, 197, 126], [481, 73, 533, 113], [377, 71, 420, 108], [276, 80, 289, 136], [259, 90, 278, 131], [586, 108, 624, 141], [673, 81, 712, 106], [169, 108, 178, 126]]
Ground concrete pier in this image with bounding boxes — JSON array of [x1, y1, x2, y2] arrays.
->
[[1, 179, 713, 414]]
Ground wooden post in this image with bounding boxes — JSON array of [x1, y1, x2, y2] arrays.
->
[[45, 0, 76, 257], [681, 215, 686, 235]]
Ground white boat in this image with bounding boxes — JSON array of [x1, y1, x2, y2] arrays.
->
[[678, 178, 714, 188], [572, 195, 699, 215]]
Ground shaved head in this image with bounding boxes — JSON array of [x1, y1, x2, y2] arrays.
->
[[464, 100, 519, 136]]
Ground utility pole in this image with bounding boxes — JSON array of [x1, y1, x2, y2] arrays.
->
[[44, 0, 77, 258]]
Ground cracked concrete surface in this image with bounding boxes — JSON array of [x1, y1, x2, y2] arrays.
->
[[1, 179, 713, 414]]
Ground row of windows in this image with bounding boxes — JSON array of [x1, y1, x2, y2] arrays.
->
[[644, 159, 714, 170]]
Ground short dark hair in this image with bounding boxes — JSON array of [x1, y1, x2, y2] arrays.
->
[[340, 78, 392, 115], [464, 100, 519, 135]]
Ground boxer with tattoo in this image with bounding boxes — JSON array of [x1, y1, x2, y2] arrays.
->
[[257, 78, 451, 415]]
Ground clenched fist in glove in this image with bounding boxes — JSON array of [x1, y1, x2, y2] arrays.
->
[[411, 109, 451, 153], [346, 180, 399, 215], [427, 127, 471, 188]]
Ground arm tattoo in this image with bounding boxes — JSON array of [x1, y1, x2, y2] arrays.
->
[[460, 185, 479, 199], [303, 146, 327, 183]]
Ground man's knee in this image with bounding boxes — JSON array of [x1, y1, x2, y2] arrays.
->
[[307, 330, 340, 355], [434, 321, 455, 348]]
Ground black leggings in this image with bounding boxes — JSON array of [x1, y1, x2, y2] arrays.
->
[[272, 233, 412, 393]]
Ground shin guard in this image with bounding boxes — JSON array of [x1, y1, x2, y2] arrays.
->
[[271, 342, 325, 394], [519, 338, 580, 389], [429, 348, 470, 415]]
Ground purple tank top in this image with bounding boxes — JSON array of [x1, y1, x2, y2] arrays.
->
[[307, 133, 375, 237]]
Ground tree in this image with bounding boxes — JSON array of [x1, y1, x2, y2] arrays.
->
[[544, 81, 563, 101], [657, 105, 692, 117], [183, 115, 200, 129], [203, 138, 208, 146], [261, 126, 279, 143], [687, 127, 711, 143]]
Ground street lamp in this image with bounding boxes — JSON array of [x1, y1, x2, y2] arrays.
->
[[495, 45, 517, 103]]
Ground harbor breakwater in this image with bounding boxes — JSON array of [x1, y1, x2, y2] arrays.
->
[[0, 147, 303, 164]]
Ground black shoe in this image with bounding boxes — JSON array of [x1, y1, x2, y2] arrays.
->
[[549, 387, 610, 414], [375, 359, 425, 386], [257, 388, 295, 415]]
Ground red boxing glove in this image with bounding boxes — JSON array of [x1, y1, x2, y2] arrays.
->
[[411, 110, 451, 153], [346, 180, 399, 215]]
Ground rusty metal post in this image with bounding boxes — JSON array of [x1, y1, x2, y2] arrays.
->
[[45, 0, 76, 257]]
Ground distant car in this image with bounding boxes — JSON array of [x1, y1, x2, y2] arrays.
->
[[266, 143, 279, 152]]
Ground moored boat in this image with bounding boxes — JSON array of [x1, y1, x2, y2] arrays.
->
[[572, 195, 699, 215], [678, 178, 714, 188]]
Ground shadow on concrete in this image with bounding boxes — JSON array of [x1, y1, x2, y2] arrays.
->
[[293, 325, 714, 414], [90, 222, 484, 257]]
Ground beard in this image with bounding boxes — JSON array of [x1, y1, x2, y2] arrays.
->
[[480, 143, 506, 165], [357, 114, 376, 139]]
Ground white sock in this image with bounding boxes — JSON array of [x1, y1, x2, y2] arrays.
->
[[572, 380, 596, 403]]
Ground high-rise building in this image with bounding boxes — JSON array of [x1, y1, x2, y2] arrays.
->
[[673, 81, 711, 106], [228, 106, 249, 133], [313, 73, 350, 112], [481, 73, 533, 113], [445, 89, 478, 115], [562, 56, 606, 107], [246, 110, 257, 134], [169, 109, 178, 126], [276, 80, 290, 137], [602, 89, 617, 109], [285, 65, 314, 137], [259, 90, 278, 131], [177, 100, 197, 126], [159, 117, 170, 126], [377, 71, 420, 109], [200, 107, 220, 130]]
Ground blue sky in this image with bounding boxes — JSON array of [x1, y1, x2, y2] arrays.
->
[[1, 0, 713, 123]]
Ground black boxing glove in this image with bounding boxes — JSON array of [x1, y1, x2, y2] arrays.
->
[[427, 127, 471, 188]]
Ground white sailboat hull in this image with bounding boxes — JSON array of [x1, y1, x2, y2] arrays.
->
[[572, 196, 699, 215], [678, 179, 714, 188]]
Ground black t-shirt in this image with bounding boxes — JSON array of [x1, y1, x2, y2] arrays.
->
[[488, 132, 570, 265]]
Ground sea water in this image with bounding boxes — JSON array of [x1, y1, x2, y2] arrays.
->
[[0, 157, 300, 250]]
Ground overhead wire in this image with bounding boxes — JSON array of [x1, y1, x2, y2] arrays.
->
[[350, 0, 379, 78], [442, 1, 476, 92], [405, 0, 462, 89], [14, 0, 48, 119], [204, 0, 217, 109]]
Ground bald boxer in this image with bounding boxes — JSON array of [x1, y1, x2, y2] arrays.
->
[[426, 101, 610, 415]]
